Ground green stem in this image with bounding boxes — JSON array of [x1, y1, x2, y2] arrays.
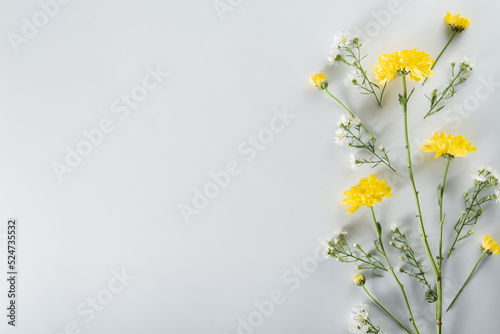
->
[[446, 252, 487, 311], [424, 67, 465, 119], [324, 89, 377, 141], [362, 285, 413, 334], [422, 32, 456, 86], [447, 183, 485, 258], [344, 127, 396, 172], [379, 82, 387, 105], [345, 48, 382, 107], [370, 207, 420, 334], [436, 156, 451, 334], [400, 75, 440, 331]]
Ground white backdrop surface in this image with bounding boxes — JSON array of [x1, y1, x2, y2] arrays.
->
[[0, 0, 499, 333]]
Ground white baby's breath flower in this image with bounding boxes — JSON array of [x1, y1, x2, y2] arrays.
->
[[350, 154, 359, 170], [348, 320, 369, 334], [348, 304, 371, 333], [340, 114, 353, 126], [327, 230, 347, 244], [327, 48, 340, 66], [333, 229, 347, 238], [343, 73, 355, 87], [320, 240, 330, 258], [334, 31, 352, 48], [471, 173, 487, 182], [390, 224, 398, 232], [335, 128, 348, 146], [495, 189, 500, 203], [461, 56, 474, 69], [485, 166, 500, 180], [353, 303, 369, 317], [344, 70, 361, 86], [353, 117, 361, 126]]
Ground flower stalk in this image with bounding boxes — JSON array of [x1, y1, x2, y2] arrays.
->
[[447, 235, 499, 311], [422, 32, 456, 86], [446, 252, 486, 311], [339, 38, 384, 107], [436, 155, 451, 334], [424, 59, 472, 118], [324, 89, 376, 140], [390, 227, 437, 302], [447, 168, 499, 257], [340, 123, 396, 172], [370, 207, 420, 334], [400, 75, 440, 333], [361, 285, 413, 334]]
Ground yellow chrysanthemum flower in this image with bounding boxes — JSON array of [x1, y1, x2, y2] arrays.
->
[[421, 131, 476, 159], [372, 49, 434, 85], [353, 274, 366, 286], [445, 12, 470, 33], [341, 174, 392, 215], [310, 73, 328, 90], [481, 235, 500, 255]]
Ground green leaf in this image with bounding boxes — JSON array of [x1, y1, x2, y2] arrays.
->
[[398, 94, 405, 106]]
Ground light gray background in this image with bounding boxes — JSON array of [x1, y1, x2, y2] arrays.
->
[[0, 0, 499, 333]]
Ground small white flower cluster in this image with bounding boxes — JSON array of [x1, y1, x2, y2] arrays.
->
[[460, 56, 474, 71], [348, 303, 385, 334], [335, 128, 348, 146], [350, 154, 359, 170], [451, 57, 474, 71], [471, 166, 499, 184], [485, 166, 500, 180], [334, 31, 353, 48], [348, 303, 369, 333], [328, 48, 341, 66], [328, 229, 348, 244], [471, 166, 500, 204], [328, 31, 358, 65], [390, 223, 398, 232], [470, 172, 487, 182], [335, 114, 361, 147], [322, 230, 348, 258], [343, 70, 363, 87], [337, 114, 361, 127]]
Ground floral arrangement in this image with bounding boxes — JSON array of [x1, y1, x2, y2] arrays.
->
[[311, 12, 499, 334]]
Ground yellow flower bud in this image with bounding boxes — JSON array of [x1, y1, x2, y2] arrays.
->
[[310, 73, 328, 90], [445, 12, 470, 33], [481, 235, 500, 255], [353, 274, 366, 286]]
